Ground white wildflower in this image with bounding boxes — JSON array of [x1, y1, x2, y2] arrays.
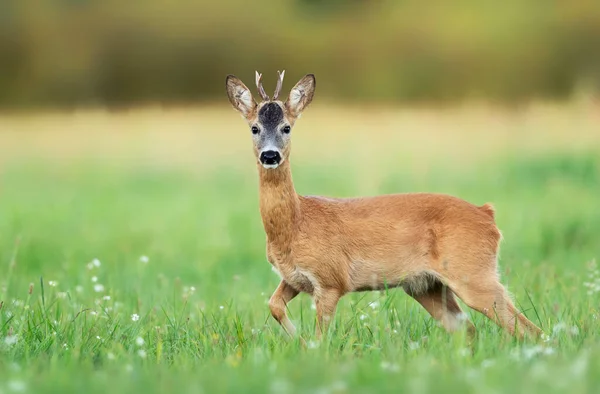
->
[[131, 314, 140, 322], [552, 322, 567, 336], [91, 276, 98, 283], [57, 292, 67, 299], [523, 345, 543, 360], [4, 335, 18, 346], [103, 295, 111, 301], [87, 258, 101, 270], [75, 285, 84, 293], [94, 284, 104, 293], [569, 326, 580, 336], [182, 286, 196, 298], [48, 280, 58, 287], [107, 352, 115, 360], [541, 333, 550, 342], [584, 259, 600, 296], [543, 347, 556, 356], [135, 337, 145, 346], [11, 299, 24, 307], [307, 341, 320, 349], [219, 305, 224, 310], [359, 314, 367, 320], [520, 345, 555, 360], [139, 255, 149, 264], [369, 301, 380, 310], [138, 349, 147, 359], [408, 341, 420, 351]]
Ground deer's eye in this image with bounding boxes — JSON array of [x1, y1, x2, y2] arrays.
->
[[282, 125, 291, 134], [251, 126, 260, 135]]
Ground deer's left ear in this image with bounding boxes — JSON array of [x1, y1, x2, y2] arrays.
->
[[285, 74, 316, 118], [226, 75, 257, 118]]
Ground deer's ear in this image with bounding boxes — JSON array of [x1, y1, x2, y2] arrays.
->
[[285, 74, 315, 118], [226, 75, 257, 118]]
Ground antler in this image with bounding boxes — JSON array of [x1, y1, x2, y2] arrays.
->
[[273, 70, 286, 100], [255, 71, 270, 101]]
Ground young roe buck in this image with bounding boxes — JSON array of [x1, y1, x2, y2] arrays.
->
[[225, 70, 544, 341]]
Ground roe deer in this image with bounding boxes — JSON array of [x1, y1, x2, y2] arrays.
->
[[225, 71, 544, 341]]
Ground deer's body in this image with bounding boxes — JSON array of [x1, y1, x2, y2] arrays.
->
[[226, 71, 543, 341], [262, 166, 499, 297]]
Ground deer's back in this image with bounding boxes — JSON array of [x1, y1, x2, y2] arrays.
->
[[289, 192, 502, 292]]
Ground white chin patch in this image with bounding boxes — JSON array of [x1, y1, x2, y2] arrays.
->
[[262, 163, 280, 169]]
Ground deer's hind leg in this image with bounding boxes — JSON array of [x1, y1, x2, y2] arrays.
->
[[449, 277, 543, 339], [437, 253, 543, 339], [406, 279, 476, 337]]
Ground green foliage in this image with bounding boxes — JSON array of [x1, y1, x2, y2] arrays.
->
[[0, 148, 599, 393]]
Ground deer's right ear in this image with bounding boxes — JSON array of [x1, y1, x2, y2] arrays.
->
[[226, 75, 257, 118]]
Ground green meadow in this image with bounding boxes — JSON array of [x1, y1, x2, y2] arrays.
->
[[1, 102, 599, 393]]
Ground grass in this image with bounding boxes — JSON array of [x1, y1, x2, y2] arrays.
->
[[1, 101, 599, 393]]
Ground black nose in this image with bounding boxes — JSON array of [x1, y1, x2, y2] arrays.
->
[[260, 150, 281, 165]]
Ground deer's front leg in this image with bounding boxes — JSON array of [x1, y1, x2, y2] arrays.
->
[[314, 288, 341, 340], [268, 280, 300, 336]]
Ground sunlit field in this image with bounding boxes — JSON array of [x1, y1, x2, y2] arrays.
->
[[1, 101, 599, 393]]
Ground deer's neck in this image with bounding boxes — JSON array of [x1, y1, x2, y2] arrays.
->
[[258, 161, 300, 252]]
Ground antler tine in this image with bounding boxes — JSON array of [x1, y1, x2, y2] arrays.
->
[[273, 70, 286, 100], [255, 71, 270, 101]]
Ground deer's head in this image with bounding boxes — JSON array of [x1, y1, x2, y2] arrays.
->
[[226, 71, 316, 169]]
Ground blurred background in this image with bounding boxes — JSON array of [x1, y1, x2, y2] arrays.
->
[[1, 0, 600, 109], [1, 3, 600, 392]]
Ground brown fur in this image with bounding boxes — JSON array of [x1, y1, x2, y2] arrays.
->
[[226, 72, 544, 341]]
